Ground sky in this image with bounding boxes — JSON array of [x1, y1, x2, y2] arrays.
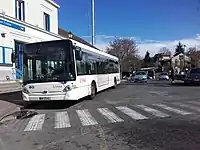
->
[[57, 0, 200, 57]]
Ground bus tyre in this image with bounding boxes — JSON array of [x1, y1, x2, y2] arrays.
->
[[89, 82, 96, 100], [113, 78, 117, 88]]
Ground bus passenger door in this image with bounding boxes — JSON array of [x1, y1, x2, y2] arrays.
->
[[15, 41, 25, 79]]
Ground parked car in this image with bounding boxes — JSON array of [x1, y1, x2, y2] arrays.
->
[[184, 68, 200, 85], [159, 72, 169, 80], [133, 71, 148, 82]]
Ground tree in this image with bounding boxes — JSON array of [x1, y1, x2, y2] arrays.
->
[[144, 51, 151, 62], [107, 37, 139, 72], [107, 37, 138, 60], [175, 42, 185, 54], [142, 51, 152, 67], [187, 47, 200, 67], [158, 47, 171, 55]]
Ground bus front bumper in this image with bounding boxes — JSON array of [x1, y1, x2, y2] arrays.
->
[[22, 92, 79, 101]]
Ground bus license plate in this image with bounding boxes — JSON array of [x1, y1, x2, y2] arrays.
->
[[39, 97, 51, 100]]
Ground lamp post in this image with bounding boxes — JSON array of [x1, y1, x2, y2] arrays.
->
[[184, 45, 186, 71], [68, 31, 73, 39], [91, 0, 95, 46]]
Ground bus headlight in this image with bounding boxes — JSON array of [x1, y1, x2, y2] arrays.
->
[[23, 87, 30, 94], [63, 85, 72, 92]]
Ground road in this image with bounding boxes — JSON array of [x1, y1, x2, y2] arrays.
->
[[0, 80, 200, 150]]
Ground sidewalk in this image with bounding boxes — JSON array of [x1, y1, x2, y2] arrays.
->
[[0, 80, 22, 118], [0, 80, 22, 94]]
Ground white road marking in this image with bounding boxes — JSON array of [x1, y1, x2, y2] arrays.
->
[[55, 111, 71, 128], [187, 101, 200, 106], [116, 106, 148, 120], [173, 103, 200, 112], [24, 114, 45, 131], [153, 104, 192, 115], [97, 108, 124, 123], [76, 109, 98, 126], [136, 105, 170, 118]]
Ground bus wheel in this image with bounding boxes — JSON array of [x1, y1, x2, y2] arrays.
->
[[89, 82, 96, 100]]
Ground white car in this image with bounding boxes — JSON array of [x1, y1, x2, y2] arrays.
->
[[159, 72, 169, 80]]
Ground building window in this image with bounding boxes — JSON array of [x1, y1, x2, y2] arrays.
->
[[44, 13, 50, 31], [15, 0, 25, 21], [0, 46, 13, 67]]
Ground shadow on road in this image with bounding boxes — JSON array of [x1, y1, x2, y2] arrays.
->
[[23, 100, 82, 110], [122, 80, 170, 86], [0, 91, 26, 106], [170, 83, 200, 87], [122, 80, 200, 87]]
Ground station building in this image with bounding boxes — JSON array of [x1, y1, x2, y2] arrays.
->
[[0, 0, 64, 80]]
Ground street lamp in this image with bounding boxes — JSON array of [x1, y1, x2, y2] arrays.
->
[[183, 45, 186, 70], [68, 31, 73, 39]]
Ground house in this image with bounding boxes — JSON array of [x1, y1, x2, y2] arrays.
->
[[171, 52, 191, 74], [0, 0, 64, 80], [152, 53, 171, 72]]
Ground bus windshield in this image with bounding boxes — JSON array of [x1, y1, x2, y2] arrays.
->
[[23, 40, 76, 84]]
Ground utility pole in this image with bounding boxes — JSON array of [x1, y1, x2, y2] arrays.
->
[[91, 0, 95, 46]]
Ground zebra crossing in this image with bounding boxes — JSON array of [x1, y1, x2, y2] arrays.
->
[[55, 111, 71, 128], [22, 101, 200, 132]]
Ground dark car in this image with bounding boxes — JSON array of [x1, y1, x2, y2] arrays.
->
[[184, 68, 200, 85]]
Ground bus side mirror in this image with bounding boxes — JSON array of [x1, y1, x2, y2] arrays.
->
[[11, 52, 15, 63], [74, 46, 82, 61], [76, 50, 82, 60]]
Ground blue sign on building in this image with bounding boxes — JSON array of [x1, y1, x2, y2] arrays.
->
[[0, 19, 25, 31]]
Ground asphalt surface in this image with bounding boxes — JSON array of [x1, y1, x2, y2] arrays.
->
[[0, 80, 200, 150]]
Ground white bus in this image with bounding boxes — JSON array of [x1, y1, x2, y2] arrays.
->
[[18, 39, 120, 101]]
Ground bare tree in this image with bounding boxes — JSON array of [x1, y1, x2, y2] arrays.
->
[[107, 37, 138, 60], [158, 47, 171, 55], [107, 37, 139, 72], [187, 47, 200, 67]]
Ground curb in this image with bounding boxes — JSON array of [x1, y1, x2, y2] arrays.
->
[[0, 80, 22, 84], [0, 105, 20, 120], [0, 88, 22, 95]]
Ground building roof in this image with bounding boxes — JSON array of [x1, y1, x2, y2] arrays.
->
[[173, 51, 186, 57], [172, 52, 186, 58], [58, 28, 99, 50]]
